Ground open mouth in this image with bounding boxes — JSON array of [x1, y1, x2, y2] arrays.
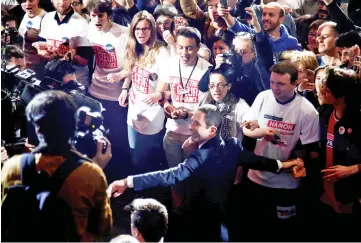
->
[[26, 7, 33, 11], [95, 23, 102, 28]]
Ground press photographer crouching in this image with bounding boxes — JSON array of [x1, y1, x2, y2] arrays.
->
[[1, 90, 112, 241]]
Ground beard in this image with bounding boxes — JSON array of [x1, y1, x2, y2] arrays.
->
[[55, 5, 71, 15], [262, 20, 279, 33]]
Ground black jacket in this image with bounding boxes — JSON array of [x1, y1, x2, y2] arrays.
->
[[316, 104, 361, 204]]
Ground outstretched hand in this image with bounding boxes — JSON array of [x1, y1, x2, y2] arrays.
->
[[107, 179, 128, 198]]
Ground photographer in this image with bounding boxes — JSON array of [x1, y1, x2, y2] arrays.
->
[[1, 45, 25, 144], [1, 15, 22, 46], [213, 7, 273, 105], [21, 59, 102, 149], [1, 90, 112, 241]]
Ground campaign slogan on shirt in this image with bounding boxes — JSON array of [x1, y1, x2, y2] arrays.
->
[[132, 66, 150, 94], [47, 39, 70, 56], [92, 44, 118, 69], [169, 76, 199, 103], [267, 119, 296, 136]]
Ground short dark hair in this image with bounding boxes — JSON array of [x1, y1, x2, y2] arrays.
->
[[211, 63, 236, 84], [5, 44, 24, 62], [1, 15, 16, 27], [335, 30, 361, 48], [87, 0, 112, 16], [197, 104, 222, 128], [270, 61, 298, 84], [211, 30, 235, 51], [176, 26, 201, 46], [324, 66, 360, 106], [129, 199, 168, 242], [309, 19, 326, 31], [26, 90, 77, 143], [153, 4, 178, 19], [44, 59, 75, 82]]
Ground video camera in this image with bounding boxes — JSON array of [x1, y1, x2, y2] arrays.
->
[[1, 26, 19, 45], [72, 107, 109, 159], [1, 65, 107, 157]]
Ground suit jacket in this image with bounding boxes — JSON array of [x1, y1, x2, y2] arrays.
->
[[132, 136, 280, 241]]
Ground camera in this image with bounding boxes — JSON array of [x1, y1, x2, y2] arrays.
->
[[235, 0, 253, 21], [222, 50, 238, 64], [72, 107, 109, 159], [1, 64, 105, 157], [1, 27, 19, 45]]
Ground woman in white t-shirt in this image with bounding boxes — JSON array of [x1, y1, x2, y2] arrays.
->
[[18, 0, 46, 78], [120, 10, 170, 174], [86, 0, 130, 177], [200, 64, 250, 144]]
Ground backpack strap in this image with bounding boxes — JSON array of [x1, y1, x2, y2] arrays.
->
[[20, 152, 84, 194], [49, 153, 84, 194], [20, 153, 38, 186]]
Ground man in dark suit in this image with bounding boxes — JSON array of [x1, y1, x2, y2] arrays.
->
[[108, 104, 305, 241]]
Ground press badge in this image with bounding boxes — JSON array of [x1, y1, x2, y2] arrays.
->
[[276, 205, 296, 219], [178, 88, 188, 95]]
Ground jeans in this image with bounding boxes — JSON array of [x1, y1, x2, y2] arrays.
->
[[128, 125, 165, 174]]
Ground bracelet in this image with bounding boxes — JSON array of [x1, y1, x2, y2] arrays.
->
[[122, 87, 129, 91]]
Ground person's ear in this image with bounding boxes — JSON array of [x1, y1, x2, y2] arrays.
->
[[210, 125, 217, 135], [227, 83, 232, 91], [279, 16, 285, 24]]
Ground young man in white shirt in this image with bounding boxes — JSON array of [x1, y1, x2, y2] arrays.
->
[[156, 27, 212, 208], [18, 0, 47, 78], [240, 60, 320, 241], [32, 0, 91, 87], [158, 27, 212, 169]]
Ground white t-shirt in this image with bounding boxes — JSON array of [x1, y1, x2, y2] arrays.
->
[[18, 10, 47, 66], [244, 90, 319, 189], [87, 23, 128, 101], [164, 56, 212, 135], [127, 47, 170, 135], [233, 98, 250, 142], [39, 11, 90, 56]]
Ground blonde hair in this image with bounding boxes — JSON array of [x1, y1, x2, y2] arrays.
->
[[125, 11, 165, 70], [291, 50, 318, 71]]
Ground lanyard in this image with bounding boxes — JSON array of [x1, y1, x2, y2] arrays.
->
[[179, 57, 198, 102]]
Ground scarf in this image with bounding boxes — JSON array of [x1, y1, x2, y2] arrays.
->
[[208, 93, 238, 139]]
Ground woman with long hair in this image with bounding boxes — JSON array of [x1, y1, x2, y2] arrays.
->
[[120, 10, 170, 174]]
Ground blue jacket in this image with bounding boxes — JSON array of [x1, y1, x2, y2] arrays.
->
[[253, 4, 297, 38], [229, 20, 301, 53], [132, 136, 280, 241]]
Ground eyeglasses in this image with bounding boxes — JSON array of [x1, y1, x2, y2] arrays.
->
[[235, 49, 252, 55], [209, 83, 229, 90], [71, 1, 80, 6], [135, 27, 151, 33], [156, 20, 171, 27]]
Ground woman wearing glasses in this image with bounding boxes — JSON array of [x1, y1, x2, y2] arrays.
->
[[200, 63, 250, 142], [71, 0, 90, 22], [121, 11, 170, 174]]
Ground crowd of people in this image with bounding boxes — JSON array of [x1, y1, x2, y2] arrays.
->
[[1, 0, 361, 241]]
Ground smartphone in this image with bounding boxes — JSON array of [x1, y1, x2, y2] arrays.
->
[[354, 56, 360, 74], [220, 0, 227, 8]]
